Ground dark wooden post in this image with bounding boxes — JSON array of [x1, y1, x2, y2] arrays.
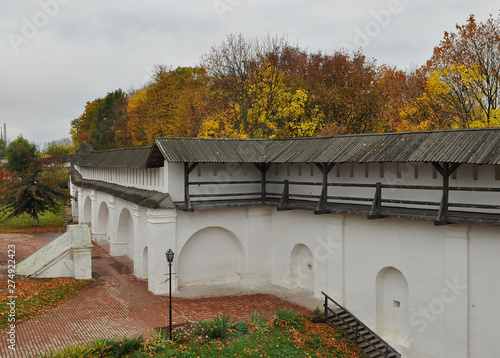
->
[[439, 162, 450, 222], [433, 162, 460, 225], [254, 163, 271, 205], [368, 182, 383, 219], [184, 162, 198, 211], [184, 162, 190, 209], [278, 179, 290, 211], [315, 163, 335, 213]]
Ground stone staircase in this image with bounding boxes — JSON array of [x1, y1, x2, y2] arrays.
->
[[322, 291, 401, 358]]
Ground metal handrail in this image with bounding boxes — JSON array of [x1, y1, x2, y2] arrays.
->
[[322, 291, 401, 358]]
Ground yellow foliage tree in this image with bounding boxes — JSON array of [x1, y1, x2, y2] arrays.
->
[[200, 60, 323, 138]]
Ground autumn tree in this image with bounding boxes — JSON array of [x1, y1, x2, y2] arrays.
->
[[126, 66, 208, 146], [70, 100, 100, 148], [201, 34, 323, 138], [376, 65, 409, 131], [400, 14, 500, 130], [201, 33, 260, 136], [43, 138, 73, 157], [92, 89, 128, 150], [6, 136, 38, 173]]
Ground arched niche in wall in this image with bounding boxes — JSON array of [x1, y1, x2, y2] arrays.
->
[[117, 208, 134, 259], [376, 266, 409, 342], [290, 244, 314, 291], [177, 227, 244, 287], [82, 195, 92, 224], [97, 201, 110, 241]]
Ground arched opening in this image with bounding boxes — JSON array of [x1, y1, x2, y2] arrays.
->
[[290, 244, 314, 291], [178, 227, 244, 287], [97, 202, 110, 242], [82, 195, 92, 224], [117, 208, 134, 259], [376, 267, 409, 341]]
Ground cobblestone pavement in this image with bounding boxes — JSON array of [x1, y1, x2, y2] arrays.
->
[[0, 233, 319, 358]]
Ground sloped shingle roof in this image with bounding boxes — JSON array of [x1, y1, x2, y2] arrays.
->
[[70, 168, 175, 209], [151, 128, 500, 165], [70, 145, 152, 169]]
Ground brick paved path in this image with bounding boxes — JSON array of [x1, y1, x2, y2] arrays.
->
[[0, 234, 313, 358]]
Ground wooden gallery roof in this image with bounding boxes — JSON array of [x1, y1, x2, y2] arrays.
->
[[147, 128, 500, 167]]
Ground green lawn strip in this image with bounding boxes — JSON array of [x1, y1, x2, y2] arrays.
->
[[0, 278, 93, 329], [0, 205, 68, 233], [174, 327, 314, 357], [42, 311, 365, 358]]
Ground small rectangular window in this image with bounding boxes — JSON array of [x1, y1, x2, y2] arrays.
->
[[393, 300, 400, 308], [336, 164, 341, 178], [380, 163, 384, 178], [473, 164, 478, 180], [495, 166, 500, 180], [365, 163, 369, 178]]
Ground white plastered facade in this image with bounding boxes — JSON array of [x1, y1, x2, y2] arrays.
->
[[70, 159, 500, 358]]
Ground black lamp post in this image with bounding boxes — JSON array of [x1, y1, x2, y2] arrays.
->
[[166, 249, 175, 340]]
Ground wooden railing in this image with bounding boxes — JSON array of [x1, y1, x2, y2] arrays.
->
[[182, 178, 500, 224]]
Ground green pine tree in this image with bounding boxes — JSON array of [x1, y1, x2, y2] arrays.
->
[[1, 157, 70, 226]]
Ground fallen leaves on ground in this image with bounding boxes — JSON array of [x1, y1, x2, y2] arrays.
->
[[0, 277, 93, 329]]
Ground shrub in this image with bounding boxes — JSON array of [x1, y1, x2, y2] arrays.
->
[[310, 306, 326, 323], [250, 310, 268, 331], [172, 323, 199, 343], [234, 321, 249, 334], [209, 313, 235, 339], [142, 328, 171, 354], [94, 336, 142, 357], [274, 308, 304, 328]]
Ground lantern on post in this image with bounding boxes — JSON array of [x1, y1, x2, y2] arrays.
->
[[165, 249, 175, 340]]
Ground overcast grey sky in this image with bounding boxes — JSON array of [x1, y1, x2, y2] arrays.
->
[[0, 0, 498, 147]]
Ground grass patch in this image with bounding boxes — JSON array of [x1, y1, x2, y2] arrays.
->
[[0, 278, 93, 329], [0, 204, 68, 233], [41, 309, 365, 357]]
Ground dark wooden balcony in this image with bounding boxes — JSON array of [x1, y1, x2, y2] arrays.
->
[[177, 178, 500, 227]]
